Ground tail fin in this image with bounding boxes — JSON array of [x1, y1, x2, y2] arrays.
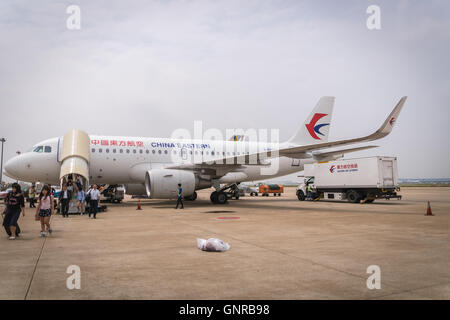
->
[[287, 96, 335, 145]]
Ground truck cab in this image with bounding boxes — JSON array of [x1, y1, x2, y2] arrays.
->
[[296, 177, 317, 200]]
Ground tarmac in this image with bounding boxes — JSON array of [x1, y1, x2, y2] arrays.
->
[[0, 187, 449, 300]]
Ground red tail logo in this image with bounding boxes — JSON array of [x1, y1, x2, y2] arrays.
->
[[305, 113, 329, 140]]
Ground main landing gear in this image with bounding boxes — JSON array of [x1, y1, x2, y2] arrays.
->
[[185, 191, 197, 201], [210, 183, 240, 204]]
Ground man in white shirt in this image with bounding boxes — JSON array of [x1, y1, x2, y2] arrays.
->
[[88, 184, 101, 219]]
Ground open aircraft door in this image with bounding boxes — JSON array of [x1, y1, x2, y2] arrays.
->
[[59, 129, 90, 190]]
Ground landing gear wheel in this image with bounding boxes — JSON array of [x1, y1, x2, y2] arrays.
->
[[210, 191, 218, 203], [187, 191, 197, 201], [216, 192, 228, 204]]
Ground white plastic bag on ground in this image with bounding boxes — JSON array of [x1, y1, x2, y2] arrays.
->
[[197, 238, 230, 252]]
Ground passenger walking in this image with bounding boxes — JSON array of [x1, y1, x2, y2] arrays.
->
[[36, 185, 54, 237], [67, 180, 74, 192], [175, 183, 184, 209], [1, 183, 25, 240], [59, 185, 72, 217], [88, 184, 101, 219], [28, 185, 36, 208], [76, 186, 85, 215]]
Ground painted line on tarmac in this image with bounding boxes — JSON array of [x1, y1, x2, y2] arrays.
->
[[24, 235, 47, 300]]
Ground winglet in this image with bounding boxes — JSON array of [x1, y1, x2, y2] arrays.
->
[[374, 96, 407, 138]]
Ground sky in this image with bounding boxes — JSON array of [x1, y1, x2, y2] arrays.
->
[[0, 0, 449, 180]]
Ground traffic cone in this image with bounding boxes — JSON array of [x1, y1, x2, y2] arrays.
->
[[425, 201, 433, 216], [136, 199, 142, 210]]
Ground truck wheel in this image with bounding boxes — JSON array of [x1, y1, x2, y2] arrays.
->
[[297, 190, 305, 201], [255, 193, 258, 196], [347, 190, 361, 203]]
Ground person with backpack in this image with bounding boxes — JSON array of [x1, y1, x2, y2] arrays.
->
[[2, 183, 25, 240], [36, 185, 54, 237]]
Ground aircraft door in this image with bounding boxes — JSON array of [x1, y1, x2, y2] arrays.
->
[[59, 129, 90, 190]]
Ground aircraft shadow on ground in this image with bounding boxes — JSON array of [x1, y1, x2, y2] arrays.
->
[[114, 197, 408, 215]]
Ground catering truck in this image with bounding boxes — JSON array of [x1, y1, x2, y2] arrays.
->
[[296, 156, 401, 203]]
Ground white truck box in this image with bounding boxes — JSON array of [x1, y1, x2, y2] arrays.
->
[[304, 156, 398, 189]]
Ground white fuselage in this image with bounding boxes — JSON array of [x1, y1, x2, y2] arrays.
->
[[3, 135, 316, 188]]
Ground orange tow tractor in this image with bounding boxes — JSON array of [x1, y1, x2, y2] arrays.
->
[[259, 184, 284, 196]]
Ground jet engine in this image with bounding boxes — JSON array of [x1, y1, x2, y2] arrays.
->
[[145, 169, 195, 199]]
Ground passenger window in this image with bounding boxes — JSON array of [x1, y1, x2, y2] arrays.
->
[[33, 146, 43, 153], [164, 150, 168, 154], [91, 148, 95, 153], [126, 149, 130, 154], [106, 149, 109, 153], [99, 149, 103, 153], [44, 146, 52, 153], [120, 149, 123, 153], [133, 149, 136, 154], [152, 150, 156, 154], [158, 150, 161, 154], [113, 149, 116, 153], [146, 150, 149, 154], [139, 150, 143, 154]]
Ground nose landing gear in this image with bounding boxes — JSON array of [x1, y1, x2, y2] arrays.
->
[[210, 183, 240, 204]]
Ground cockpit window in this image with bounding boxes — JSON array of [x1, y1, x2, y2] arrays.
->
[[44, 146, 52, 153], [33, 146, 44, 153]]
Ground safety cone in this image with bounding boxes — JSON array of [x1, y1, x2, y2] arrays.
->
[[136, 199, 142, 210], [425, 201, 433, 216]]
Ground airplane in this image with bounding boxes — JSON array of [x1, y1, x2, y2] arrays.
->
[[2, 96, 406, 204]]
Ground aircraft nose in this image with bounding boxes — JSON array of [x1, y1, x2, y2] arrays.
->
[[3, 157, 20, 179]]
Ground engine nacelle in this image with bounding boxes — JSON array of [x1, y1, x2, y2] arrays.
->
[[145, 169, 195, 199], [124, 183, 147, 195]]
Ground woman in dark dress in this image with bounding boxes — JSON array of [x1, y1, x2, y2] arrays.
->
[[2, 183, 25, 240]]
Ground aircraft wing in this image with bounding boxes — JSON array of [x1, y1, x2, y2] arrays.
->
[[311, 145, 379, 160], [166, 96, 406, 172], [279, 96, 406, 156]]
